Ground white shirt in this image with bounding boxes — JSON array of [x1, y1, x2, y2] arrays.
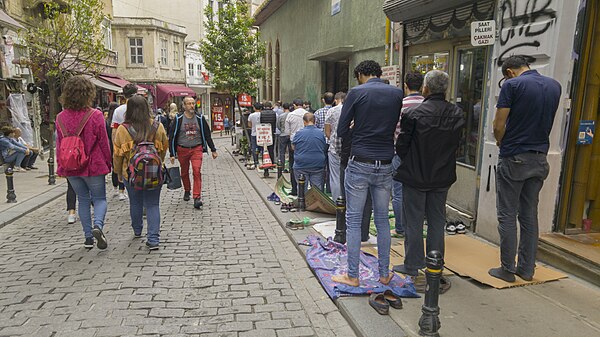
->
[[248, 111, 260, 136], [286, 108, 308, 141], [111, 104, 127, 128]]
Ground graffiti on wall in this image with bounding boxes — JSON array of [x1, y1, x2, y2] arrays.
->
[[497, 0, 556, 65]]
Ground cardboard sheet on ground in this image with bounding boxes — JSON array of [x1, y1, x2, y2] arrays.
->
[[444, 235, 567, 288], [305, 235, 419, 299], [362, 244, 453, 276], [274, 176, 336, 214], [313, 221, 377, 245]]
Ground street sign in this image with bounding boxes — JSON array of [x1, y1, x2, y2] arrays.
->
[[471, 20, 495, 46], [256, 124, 273, 146]]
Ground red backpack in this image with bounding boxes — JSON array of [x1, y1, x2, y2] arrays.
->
[[56, 109, 95, 172]]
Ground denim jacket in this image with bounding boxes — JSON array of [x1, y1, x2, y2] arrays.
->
[[0, 135, 27, 160]]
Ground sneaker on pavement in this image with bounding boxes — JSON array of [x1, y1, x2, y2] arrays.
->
[[146, 242, 159, 250], [445, 221, 457, 235], [183, 191, 191, 201], [67, 214, 76, 224], [118, 192, 128, 201], [92, 226, 108, 250], [83, 237, 94, 249], [194, 198, 203, 209]]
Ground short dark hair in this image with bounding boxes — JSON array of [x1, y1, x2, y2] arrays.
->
[[263, 101, 273, 108], [61, 76, 96, 110], [1, 125, 14, 136], [404, 72, 424, 91], [334, 92, 346, 102], [303, 100, 311, 106], [122, 83, 138, 98], [354, 60, 382, 79], [282, 102, 291, 110], [253, 102, 263, 110], [322, 92, 334, 105], [501, 55, 530, 77], [293, 98, 303, 106], [303, 112, 315, 123]]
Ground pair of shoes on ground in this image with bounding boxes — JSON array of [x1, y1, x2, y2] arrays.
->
[[280, 202, 296, 213], [488, 267, 533, 282], [369, 290, 403, 315], [267, 192, 281, 205], [393, 265, 452, 294], [445, 220, 467, 235], [84, 226, 107, 250]]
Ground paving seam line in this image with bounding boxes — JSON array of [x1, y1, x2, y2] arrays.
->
[[0, 183, 67, 230], [227, 147, 370, 337]]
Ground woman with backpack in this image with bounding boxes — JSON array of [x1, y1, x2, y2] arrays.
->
[[113, 95, 168, 250], [56, 76, 112, 249]]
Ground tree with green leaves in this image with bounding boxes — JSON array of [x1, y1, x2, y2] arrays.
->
[[199, 0, 265, 123], [22, 0, 110, 184]]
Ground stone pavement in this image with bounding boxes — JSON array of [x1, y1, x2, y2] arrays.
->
[[0, 137, 356, 337]]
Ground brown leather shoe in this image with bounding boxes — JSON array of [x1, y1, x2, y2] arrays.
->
[[368, 293, 389, 315]]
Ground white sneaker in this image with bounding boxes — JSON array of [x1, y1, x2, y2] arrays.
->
[[119, 192, 128, 201], [67, 214, 76, 224]]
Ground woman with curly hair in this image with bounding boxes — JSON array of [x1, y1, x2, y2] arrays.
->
[[56, 76, 112, 250], [113, 95, 168, 250]]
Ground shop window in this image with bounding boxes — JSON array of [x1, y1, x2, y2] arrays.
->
[[173, 41, 180, 68], [408, 52, 449, 74], [188, 63, 194, 77]]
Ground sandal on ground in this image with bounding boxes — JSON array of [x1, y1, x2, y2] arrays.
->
[[383, 290, 403, 309]]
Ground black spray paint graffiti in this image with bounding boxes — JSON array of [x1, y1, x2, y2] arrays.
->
[[497, 0, 556, 66]]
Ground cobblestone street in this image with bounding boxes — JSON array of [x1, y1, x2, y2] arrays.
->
[[0, 138, 355, 337]]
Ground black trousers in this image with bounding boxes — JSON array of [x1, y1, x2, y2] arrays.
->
[[66, 180, 76, 211]]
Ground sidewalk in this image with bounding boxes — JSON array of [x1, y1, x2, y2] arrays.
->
[[229, 144, 600, 337], [0, 162, 68, 229]]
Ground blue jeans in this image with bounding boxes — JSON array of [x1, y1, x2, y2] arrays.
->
[[496, 152, 549, 276], [344, 159, 393, 279], [328, 152, 341, 202], [4, 151, 26, 167], [392, 155, 404, 234], [250, 135, 261, 165], [125, 182, 162, 245], [67, 175, 107, 239], [294, 168, 324, 193]]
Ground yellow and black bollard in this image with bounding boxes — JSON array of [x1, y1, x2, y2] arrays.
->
[[5, 166, 17, 203], [334, 196, 346, 244], [418, 250, 444, 337]]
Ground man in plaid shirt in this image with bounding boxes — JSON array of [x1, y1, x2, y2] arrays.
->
[[314, 92, 334, 130]]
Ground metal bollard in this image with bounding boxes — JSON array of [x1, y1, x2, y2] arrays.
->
[[5, 166, 17, 203], [297, 174, 306, 211], [47, 157, 56, 185], [418, 250, 444, 337], [334, 196, 346, 244]]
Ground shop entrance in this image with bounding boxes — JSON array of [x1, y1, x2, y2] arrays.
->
[[559, 0, 600, 235], [324, 60, 349, 94]]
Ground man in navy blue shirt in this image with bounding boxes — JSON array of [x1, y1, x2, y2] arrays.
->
[[291, 112, 326, 193], [333, 60, 403, 287], [489, 55, 561, 283]]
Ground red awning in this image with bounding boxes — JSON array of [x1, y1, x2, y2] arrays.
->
[[155, 84, 196, 109], [98, 74, 146, 95]]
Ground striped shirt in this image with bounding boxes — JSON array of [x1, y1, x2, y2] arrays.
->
[[394, 94, 424, 143]]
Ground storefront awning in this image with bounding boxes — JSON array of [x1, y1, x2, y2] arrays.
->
[[0, 10, 24, 30], [88, 76, 121, 92], [383, 0, 476, 22], [98, 74, 147, 95], [155, 84, 197, 109]]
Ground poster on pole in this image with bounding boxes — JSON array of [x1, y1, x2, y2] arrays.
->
[[256, 124, 273, 146]]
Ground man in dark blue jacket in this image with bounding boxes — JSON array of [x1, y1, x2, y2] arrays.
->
[[332, 60, 403, 287]]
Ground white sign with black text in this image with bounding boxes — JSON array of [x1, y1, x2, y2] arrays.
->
[[470, 20, 496, 46]]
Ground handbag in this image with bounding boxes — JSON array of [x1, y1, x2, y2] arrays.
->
[[164, 165, 182, 190]]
